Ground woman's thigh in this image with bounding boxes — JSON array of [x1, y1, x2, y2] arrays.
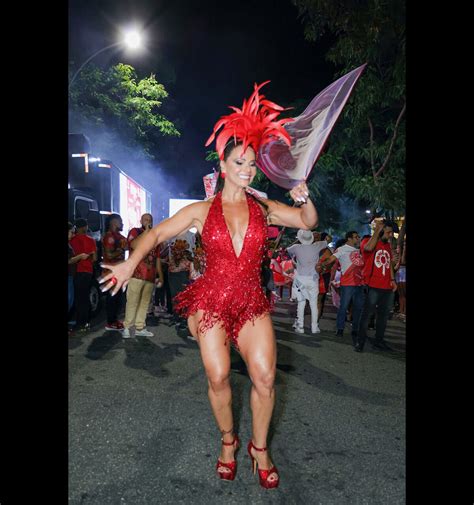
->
[[237, 313, 277, 381], [189, 310, 231, 379]]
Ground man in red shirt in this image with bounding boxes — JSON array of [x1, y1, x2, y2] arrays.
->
[[122, 213, 164, 338], [102, 214, 128, 331], [70, 218, 97, 333], [355, 220, 398, 352], [320, 231, 364, 345]]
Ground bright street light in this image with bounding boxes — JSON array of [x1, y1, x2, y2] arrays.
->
[[123, 30, 142, 50], [69, 28, 145, 89]]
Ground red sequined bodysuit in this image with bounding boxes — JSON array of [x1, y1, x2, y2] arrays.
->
[[174, 191, 271, 348]]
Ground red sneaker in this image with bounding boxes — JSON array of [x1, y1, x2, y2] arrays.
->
[[115, 321, 124, 329]]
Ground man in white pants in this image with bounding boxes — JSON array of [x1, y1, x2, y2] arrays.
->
[[287, 229, 329, 334]]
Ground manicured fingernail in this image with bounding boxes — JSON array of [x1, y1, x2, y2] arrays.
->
[[98, 278, 105, 284]]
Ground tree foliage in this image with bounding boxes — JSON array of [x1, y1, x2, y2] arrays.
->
[[69, 63, 180, 159], [292, 0, 406, 214]]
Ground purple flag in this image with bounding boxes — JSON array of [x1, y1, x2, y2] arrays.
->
[[258, 64, 367, 189]]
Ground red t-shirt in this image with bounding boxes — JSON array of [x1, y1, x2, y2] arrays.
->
[[360, 237, 392, 289], [333, 244, 364, 286], [127, 227, 160, 282], [69, 234, 97, 273], [102, 231, 127, 265]]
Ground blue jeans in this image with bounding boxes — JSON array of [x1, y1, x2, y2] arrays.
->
[[336, 285, 365, 336], [68, 275, 75, 314], [358, 287, 394, 345]]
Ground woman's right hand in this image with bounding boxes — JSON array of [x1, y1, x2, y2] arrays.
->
[[99, 260, 135, 296], [289, 181, 310, 204]]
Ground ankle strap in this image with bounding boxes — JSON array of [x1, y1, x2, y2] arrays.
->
[[249, 440, 267, 452], [221, 436, 237, 446], [220, 427, 237, 445]]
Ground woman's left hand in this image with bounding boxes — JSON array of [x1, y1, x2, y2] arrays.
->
[[289, 182, 310, 204]]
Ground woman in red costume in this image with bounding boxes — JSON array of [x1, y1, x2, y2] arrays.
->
[[99, 82, 318, 489]]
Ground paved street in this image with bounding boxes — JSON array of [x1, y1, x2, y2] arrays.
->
[[69, 295, 405, 505]]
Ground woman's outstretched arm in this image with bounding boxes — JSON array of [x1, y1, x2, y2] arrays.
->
[[100, 201, 206, 295]]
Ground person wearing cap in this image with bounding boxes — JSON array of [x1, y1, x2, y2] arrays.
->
[[287, 229, 328, 334], [69, 218, 97, 333]]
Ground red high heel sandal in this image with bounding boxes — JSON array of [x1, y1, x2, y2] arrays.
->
[[216, 433, 240, 481], [247, 440, 280, 489]]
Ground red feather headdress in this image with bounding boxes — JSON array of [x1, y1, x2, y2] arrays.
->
[[205, 81, 294, 160]]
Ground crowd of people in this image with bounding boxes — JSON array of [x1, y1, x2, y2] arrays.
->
[[268, 219, 406, 352], [68, 211, 406, 353], [68, 212, 205, 338]]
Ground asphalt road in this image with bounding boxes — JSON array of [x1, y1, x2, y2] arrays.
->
[[69, 295, 406, 505]]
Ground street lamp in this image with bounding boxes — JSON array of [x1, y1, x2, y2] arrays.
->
[[69, 30, 143, 90], [124, 30, 141, 49]]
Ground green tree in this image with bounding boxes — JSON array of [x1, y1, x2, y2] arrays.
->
[[292, 0, 406, 215], [69, 63, 180, 159]]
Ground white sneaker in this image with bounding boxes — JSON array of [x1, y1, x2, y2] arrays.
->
[[311, 326, 321, 334], [135, 328, 154, 337], [122, 327, 132, 339], [295, 326, 305, 334]]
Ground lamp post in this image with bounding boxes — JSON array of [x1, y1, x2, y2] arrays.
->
[[69, 30, 143, 90]]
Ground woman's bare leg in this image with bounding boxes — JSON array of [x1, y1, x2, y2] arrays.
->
[[317, 293, 323, 321], [398, 283, 406, 315], [238, 313, 279, 483], [188, 311, 236, 473]]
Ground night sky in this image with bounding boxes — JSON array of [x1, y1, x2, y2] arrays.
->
[[69, 0, 336, 196]]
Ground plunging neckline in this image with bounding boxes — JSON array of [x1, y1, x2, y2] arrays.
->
[[220, 192, 251, 260]]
